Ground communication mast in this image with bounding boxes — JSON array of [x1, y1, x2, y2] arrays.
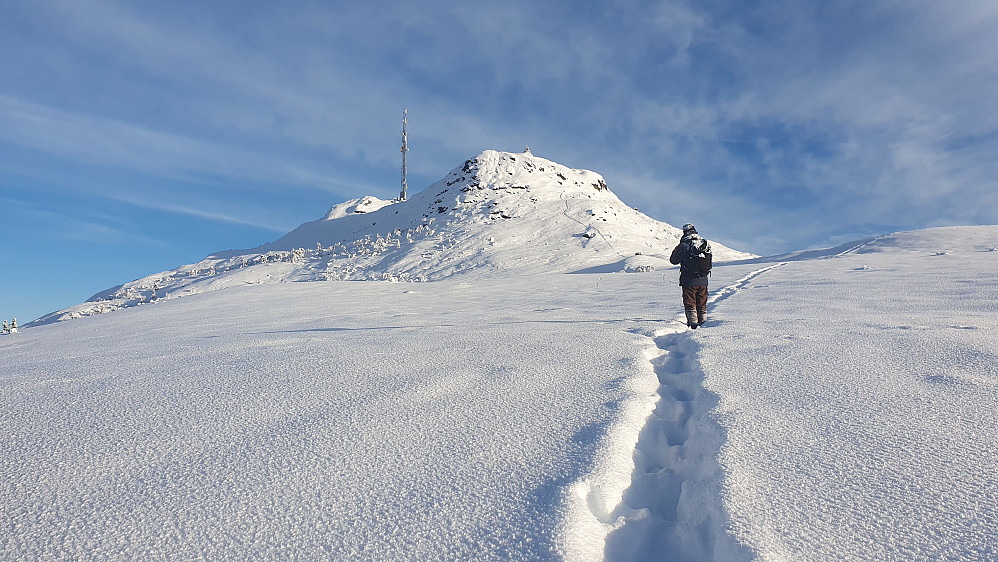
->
[[400, 107, 408, 201]]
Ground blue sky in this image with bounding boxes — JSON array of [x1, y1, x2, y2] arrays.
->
[[3, 0, 997, 322]]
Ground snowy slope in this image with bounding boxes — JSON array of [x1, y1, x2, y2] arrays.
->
[[3, 273, 674, 560], [3, 225, 996, 561], [603, 225, 998, 560], [28, 149, 753, 326], [690, 226, 998, 561]]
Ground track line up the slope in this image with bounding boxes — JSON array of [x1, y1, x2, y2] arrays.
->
[[560, 191, 623, 258], [600, 325, 752, 561], [708, 263, 786, 309], [831, 234, 886, 257], [598, 264, 786, 560]]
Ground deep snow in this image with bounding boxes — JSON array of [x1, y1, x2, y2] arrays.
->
[[4, 145, 996, 559], [3, 226, 997, 560], [693, 227, 998, 560], [3, 273, 673, 560]]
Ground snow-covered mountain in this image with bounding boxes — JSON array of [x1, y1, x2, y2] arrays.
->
[[29, 149, 753, 326]]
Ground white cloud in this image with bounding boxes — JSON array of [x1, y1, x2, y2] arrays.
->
[[3, 0, 996, 256]]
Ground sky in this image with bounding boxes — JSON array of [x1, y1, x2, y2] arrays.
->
[[2, 0, 997, 323]]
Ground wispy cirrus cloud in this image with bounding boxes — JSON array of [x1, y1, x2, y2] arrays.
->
[[0, 95, 362, 193], [2, 0, 997, 258]]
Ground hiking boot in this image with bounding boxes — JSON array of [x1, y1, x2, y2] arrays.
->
[[685, 308, 699, 329]]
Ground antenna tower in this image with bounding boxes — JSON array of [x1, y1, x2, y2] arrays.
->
[[400, 107, 408, 201]]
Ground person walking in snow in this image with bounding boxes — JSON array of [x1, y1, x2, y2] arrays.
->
[[670, 224, 712, 329]]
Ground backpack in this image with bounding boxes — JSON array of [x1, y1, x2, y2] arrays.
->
[[684, 237, 712, 277]]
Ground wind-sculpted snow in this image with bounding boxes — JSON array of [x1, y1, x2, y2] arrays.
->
[[28, 149, 753, 327]]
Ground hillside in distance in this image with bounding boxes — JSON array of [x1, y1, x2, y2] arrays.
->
[[29, 149, 754, 326]]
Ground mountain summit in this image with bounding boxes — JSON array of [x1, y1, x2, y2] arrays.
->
[[30, 149, 753, 325]]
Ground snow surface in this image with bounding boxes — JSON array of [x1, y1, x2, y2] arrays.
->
[[3, 273, 671, 560], [5, 145, 997, 559], [27, 150, 753, 327], [689, 226, 998, 561], [3, 225, 997, 560]]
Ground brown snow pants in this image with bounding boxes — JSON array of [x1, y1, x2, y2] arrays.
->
[[682, 286, 708, 324]]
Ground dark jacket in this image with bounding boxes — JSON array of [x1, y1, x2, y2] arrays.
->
[[670, 233, 710, 287]]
